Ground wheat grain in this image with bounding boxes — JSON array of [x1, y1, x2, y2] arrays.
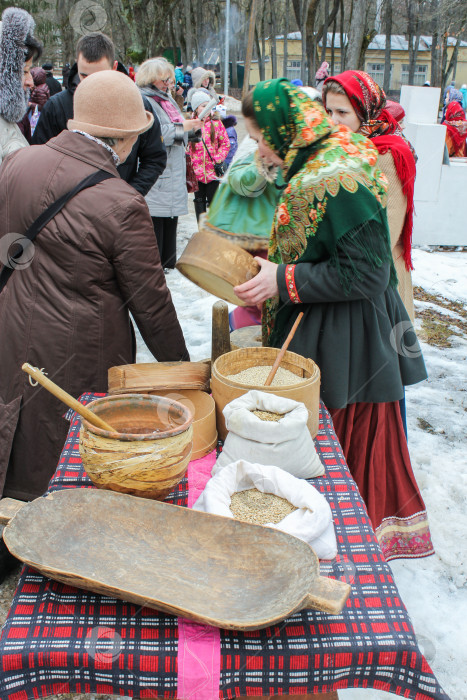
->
[[230, 488, 297, 525], [225, 366, 303, 386]]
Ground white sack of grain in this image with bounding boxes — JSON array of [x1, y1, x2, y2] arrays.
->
[[214, 390, 324, 478], [193, 459, 337, 560]]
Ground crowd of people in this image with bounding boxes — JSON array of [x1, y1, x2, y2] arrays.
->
[[0, 5, 444, 576]]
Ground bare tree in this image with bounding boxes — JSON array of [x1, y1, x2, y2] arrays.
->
[[339, 0, 347, 71], [292, 0, 311, 83], [268, 0, 279, 77], [283, 0, 290, 77], [406, 0, 422, 84], [346, 0, 367, 69], [383, 0, 392, 91]]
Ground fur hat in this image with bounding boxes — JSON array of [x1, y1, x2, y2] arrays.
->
[[191, 89, 211, 113], [191, 67, 216, 90], [42, 61, 53, 71], [0, 7, 36, 122], [67, 70, 154, 138]]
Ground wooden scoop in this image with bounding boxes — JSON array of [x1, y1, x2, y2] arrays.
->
[[22, 363, 116, 433], [264, 312, 304, 386]]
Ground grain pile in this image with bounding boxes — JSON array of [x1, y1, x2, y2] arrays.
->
[[251, 409, 286, 422], [226, 365, 303, 386], [230, 488, 297, 525]]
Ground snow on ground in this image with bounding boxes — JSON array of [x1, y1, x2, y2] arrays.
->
[[137, 213, 467, 699], [222, 95, 242, 113]]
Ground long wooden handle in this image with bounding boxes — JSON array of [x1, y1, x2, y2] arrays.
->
[[264, 312, 304, 387], [22, 363, 116, 433]]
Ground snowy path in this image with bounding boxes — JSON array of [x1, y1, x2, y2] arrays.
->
[[135, 214, 467, 700]]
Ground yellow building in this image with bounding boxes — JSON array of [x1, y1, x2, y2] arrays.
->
[[248, 33, 467, 91]]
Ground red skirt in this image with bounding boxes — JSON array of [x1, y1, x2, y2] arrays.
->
[[329, 401, 434, 561]]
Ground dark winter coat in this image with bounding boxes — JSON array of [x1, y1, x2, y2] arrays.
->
[[0, 130, 189, 501], [221, 115, 238, 168], [62, 64, 71, 90], [30, 68, 50, 110], [44, 70, 62, 96], [32, 63, 167, 197]]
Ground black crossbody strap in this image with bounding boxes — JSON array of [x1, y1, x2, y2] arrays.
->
[[0, 170, 115, 293], [201, 136, 216, 164]]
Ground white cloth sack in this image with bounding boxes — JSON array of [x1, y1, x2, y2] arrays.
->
[[214, 390, 324, 479], [193, 459, 337, 560]]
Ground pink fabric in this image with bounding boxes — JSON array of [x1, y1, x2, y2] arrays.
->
[[177, 451, 221, 700], [186, 451, 217, 507], [190, 118, 230, 183], [150, 93, 183, 123], [230, 304, 261, 330]]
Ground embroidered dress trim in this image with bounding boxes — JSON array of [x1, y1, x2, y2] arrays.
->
[[285, 264, 301, 303], [376, 510, 435, 561]]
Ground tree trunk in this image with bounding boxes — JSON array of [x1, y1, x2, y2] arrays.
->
[[269, 0, 278, 78], [261, 5, 267, 78], [292, 0, 311, 84], [346, 0, 367, 69], [315, 0, 339, 74], [383, 0, 392, 93], [244, 0, 259, 93], [430, 0, 441, 86], [406, 0, 420, 84], [255, 26, 265, 82], [184, 0, 193, 65], [283, 0, 290, 77], [358, 29, 375, 71], [340, 0, 346, 71], [305, 0, 320, 87], [331, 9, 337, 74], [56, 0, 75, 64], [440, 30, 449, 94], [231, 37, 239, 88], [442, 33, 462, 88], [320, 0, 329, 64]]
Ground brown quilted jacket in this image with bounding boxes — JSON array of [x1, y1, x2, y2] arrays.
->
[[0, 130, 188, 500]]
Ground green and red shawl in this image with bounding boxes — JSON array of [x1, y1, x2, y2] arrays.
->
[[251, 79, 394, 346]]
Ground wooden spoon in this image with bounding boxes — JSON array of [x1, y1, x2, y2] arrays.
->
[[264, 312, 304, 387], [22, 363, 116, 433]]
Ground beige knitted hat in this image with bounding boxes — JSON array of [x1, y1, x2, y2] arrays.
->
[[68, 70, 153, 138]]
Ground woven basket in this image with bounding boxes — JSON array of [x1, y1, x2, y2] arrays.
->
[[79, 394, 193, 500], [211, 347, 320, 440]]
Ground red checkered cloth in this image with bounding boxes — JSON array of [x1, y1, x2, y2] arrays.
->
[[0, 394, 449, 700]]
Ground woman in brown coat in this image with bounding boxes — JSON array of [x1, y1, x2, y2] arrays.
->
[[0, 70, 189, 503]]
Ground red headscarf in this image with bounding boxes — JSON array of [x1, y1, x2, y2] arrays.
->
[[385, 100, 405, 123], [323, 70, 416, 271], [444, 101, 467, 156]]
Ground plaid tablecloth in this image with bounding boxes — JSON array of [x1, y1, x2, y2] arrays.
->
[[0, 393, 449, 700]]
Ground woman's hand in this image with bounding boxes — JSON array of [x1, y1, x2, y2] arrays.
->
[[184, 118, 203, 132], [234, 258, 279, 305]]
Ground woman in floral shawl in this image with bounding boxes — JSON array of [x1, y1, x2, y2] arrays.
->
[[235, 78, 433, 562], [322, 71, 417, 321], [443, 101, 467, 157]]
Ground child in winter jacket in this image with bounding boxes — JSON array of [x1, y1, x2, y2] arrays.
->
[[189, 90, 230, 220], [221, 114, 238, 169]]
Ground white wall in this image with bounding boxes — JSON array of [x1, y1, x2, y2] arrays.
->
[[402, 86, 467, 245]]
